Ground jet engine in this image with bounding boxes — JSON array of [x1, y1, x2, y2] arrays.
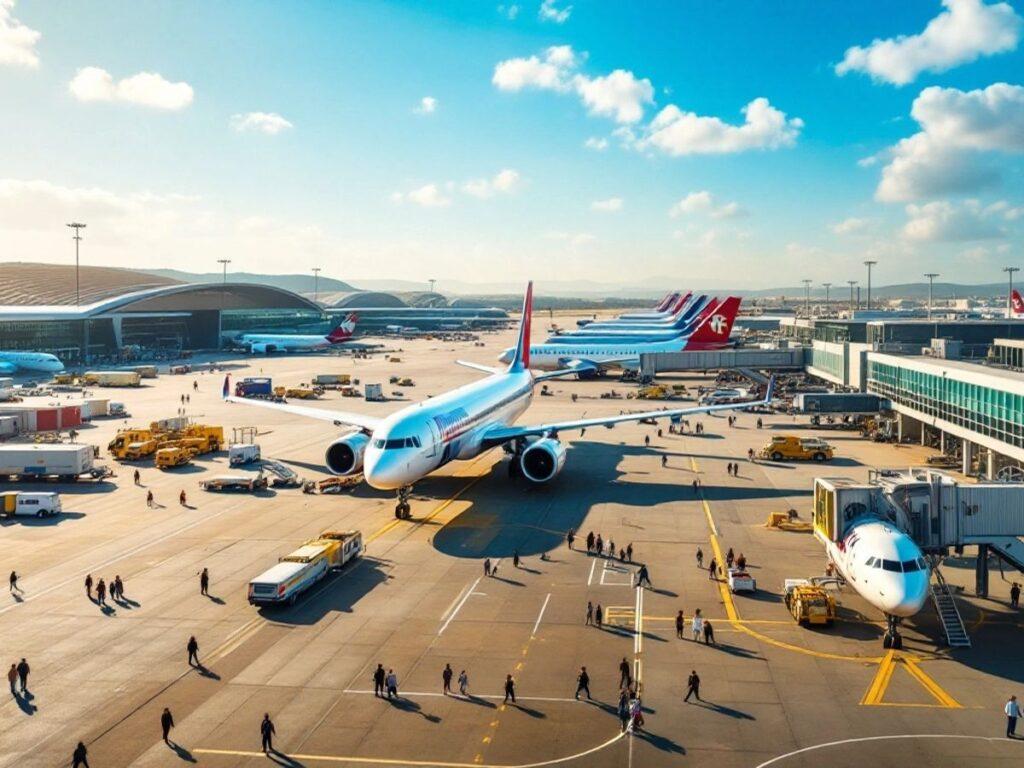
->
[[519, 438, 567, 483], [325, 432, 370, 476]]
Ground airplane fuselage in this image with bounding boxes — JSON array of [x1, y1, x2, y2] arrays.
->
[[237, 334, 333, 352], [0, 351, 65, 374], [502, 337, 689, 371]]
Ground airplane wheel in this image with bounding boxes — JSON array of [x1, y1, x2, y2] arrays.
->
[[892, 634, 902, 650], [882, 633, 893, 649]]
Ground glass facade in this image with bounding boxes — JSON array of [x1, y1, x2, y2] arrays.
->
[[868, 359, 1024, 450], [992, 342, 1024, 371], [221, 309, 326, 335], [810, 346, 846, 382]]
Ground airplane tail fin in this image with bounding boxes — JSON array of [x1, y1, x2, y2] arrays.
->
[[654, 292, 675, 312], [222, 374, 230, 398], [508, 281, 533, 371], [684, 296, 741, 350], [326, 314, 358, 343], [1012, 289, 1024, 315]]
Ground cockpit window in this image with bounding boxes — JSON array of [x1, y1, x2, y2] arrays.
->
[[917, 557, 928, 569], [374, 437, 422, 450], [901, 559, 920, 572], [865, 557, 876, 566], [873, 560, 882, 568], [881, 559, 901, 572]]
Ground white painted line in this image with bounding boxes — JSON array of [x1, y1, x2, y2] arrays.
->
[[633, 585, 644, 689], [440, 582, 472, 623], [531, 593, 551, 637], [754, 734, 1024, 768], [438, 577, 481, 636], [587, 558, 597, 586]]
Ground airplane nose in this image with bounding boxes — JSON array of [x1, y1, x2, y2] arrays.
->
[[363, 452, 404, 491], [878, 574, 928, 617]]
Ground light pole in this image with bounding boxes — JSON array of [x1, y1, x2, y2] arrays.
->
[[924, 273, 939, 320], [1004, 266, 1020, 318], [312, 267, 321, 304], [801, 279, 812, 316], [864, 260, 877, 311], [822, 282, 832, 312], [217, 259, 231, 285], [429, 279, 437, 294], [66, 223, 86, 305], [847, 280, 858, 316]]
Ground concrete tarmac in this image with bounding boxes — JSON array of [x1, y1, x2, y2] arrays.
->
[[1, 325, 1022, 767]]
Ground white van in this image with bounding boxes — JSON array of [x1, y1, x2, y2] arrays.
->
[[229, 443, 261, 466], [1, 491, 62, 517]]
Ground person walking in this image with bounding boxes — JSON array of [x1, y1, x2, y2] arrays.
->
[[630, 695, 644, 731], [84, 574, 93, 600], [503, 674, 516, 704], [72, 742, 90, 768], [661, 454, 668, 468], [626, 543, 633, 562], [484, 558, 492, 577], [386, 669, 398, 699], [146, 490, 154, 508], [708, 559, 717, 581], [442, 663, 453, 695], [696, 547, 704, 568], [691, 609, 704, 642], [161, 707, 175, 744], [595, 534, 604, 554], [585, 601, 594, 626], [586, 531, 595, 553], [566, 529, 575, 550], [179, 490, 187, 507], [617, 691, 630, 732], [9, 570, 20, 593], [458, 669, 469, 696], [96, 578, 106, 606], [16, 658, 29, 694], [726, 548, 735, 569], [187, 636, 199, 667], [575, 666, 591, 700], [7, 663, 16, 694], [260, 713, 276, 753], [619, 657, 632, 689], [684, 670, 701, 702], [703, 620, 715, 645], [692, 479, 699, 495], [595, 604, 603, 628], [1007, 695, 1021, 738], [373, 664, 386, 697], [635, 564, 652, 589], [200, 568, 209, 596], [513, 550, 520, 569], [736, 553, 747, 570], [133, 468, 141, 485], [676, 610, 685, 639], [607, 539, 616, 559], [114, 575, 124, 602], [1011, 582, 1021, 608], [644, 435, 650, 448]]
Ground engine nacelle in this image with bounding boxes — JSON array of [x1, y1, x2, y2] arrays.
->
[[325, 432, 370, 476], [519, 438, 567, 483]]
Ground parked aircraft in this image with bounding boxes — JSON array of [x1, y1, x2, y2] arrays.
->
[[0, 351, 65, 374], [1012, 289, 1024, 316], [547, 295, 714, 341], [227, 283, 772, 517], [236, 314, 357, 354]]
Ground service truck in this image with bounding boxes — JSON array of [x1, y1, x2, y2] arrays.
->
[[0, 444, 99, 480], [312, 374, 351, 386], [229, 443, 261, 465], [83, 371, 142, 388], [0, 491, 62, 517], [248, 532, 362, 606], [759, 435, 834, 462], [234, 377, 273, 398]]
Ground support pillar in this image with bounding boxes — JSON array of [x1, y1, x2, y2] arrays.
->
[[987, 449, 996, 480], [939, 430, 946, 454], [975, 544, 989, 597], [921, 425, 928, 446], [962, 440, 973, 476]]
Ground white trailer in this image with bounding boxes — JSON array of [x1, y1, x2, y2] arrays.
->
[[0, 444, 103, 480], [229, 443, 261, 465]]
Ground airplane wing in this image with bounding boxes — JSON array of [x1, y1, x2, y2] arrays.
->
[[224, 395, 382, 431], [456, 360, 501, 375], [534, 356, 640, 381], [481, 379, 774, 446]]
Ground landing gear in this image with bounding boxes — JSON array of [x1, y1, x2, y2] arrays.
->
[[882, 614, 903, 649], [394, 486, 412, 519]]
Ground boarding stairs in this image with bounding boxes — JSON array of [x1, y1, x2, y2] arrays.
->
[[261, 459, 301, 487], [930, 569, 971, 648]]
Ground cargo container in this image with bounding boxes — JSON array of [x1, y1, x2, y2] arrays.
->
[[229, 443, 261, 465], [0, 415, 19, 437], [248, 531, 362, 606], [0, 444, 95, 478], [792, 393, 890, 414], [365, 383, 384, 401], [152, 416, 190, 433], [0, 491, 62, 517], [235, 377, 273, 397], [312, 374, 351, 386], [125, 365, 158, 379], [83, 371, 142, 387]]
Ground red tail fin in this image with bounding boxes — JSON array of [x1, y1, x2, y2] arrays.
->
[[669, 292, 692, 315], [684, 297, 741, 350], [326, 314, 357, 343], [654, 293, 674, 312], [1012, 289, 1024, 315]]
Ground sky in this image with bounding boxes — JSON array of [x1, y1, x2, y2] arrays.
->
[[0, 0, 1022, 290]]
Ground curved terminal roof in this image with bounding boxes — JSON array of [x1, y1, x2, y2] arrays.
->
[[0, 262, 180, 306], [328, 291, 409, 309]]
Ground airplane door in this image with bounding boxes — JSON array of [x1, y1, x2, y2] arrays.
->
[[425, 418, 440, 458]]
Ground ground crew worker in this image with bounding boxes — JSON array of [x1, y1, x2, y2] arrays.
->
[[200, 568, 209, 596], [692, 479, 699, 494], [1011, 583, 1021, 608], [1006, 695, 1021, 738], [661, 455, 668, 468], [9, 570, 19, 593], [704, 620, 715, 645], [187, 636, 199, 667], [373, 664, 386, 696], [133, 469, 140, 485], [566, 529, 575, 550], [626, 543, 633, 562], [504, 674, 516, 704], [484, 558, 492, 577], [575, 666, 591, 700], [16, 658, 29, 693], [260, 713, 275, 753], [696, 547, 704, 568], [608, 539, 615, 558], [726, 548, 735, 569], [736, 553, 747, 570], [161, 707, 175, 744], [96, 578, 106, 606], [386, 669, 398, 698], [586, 531, 595, 553], [114, 575, 124, 601], [595, 604, 603, 628], [72, 742, 90, 768], [684, 670, 701, 702], [513, 550, 520, 568], [84, 574, 93, 599], [7, 663, 16, 693], [676, 610, 685, 639], [691, 609, 704, 642], [458, 669, 469, 696], [619, 657, 631, 689], [596, 534, 603, 554], [635, 564, 652, 589], [618, 691, 630, 732], [179, 490, 187, 506], [644, 435, 650, 447], [193, 380, 198, 391], [708, 559, 718, 580], [585, 601, 594, 625], [146, 490, 154, 507], [442, 663, 453, 695]]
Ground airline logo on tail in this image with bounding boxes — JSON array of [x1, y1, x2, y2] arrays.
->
[[1012, 289, 1024, 315], [683, 296, 741, 350], [327, 314, 358, 343]]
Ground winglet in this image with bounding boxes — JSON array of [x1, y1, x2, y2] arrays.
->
[[222, 374, 230, 399], [764, 376, 776, 404], [508, 281, 533, 371]]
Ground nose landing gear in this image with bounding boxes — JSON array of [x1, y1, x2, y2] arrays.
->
[[394, 485, 413, 519], [882, 614, 903, 649]]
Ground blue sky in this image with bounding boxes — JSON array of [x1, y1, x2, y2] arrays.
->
[[0, 0, 1022, 289]]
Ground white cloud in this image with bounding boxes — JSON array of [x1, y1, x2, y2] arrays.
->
[[492, 45, 577, 92], [68, 66, 194, 110], [462, 169, 521, 199], [230, 112, 293, 135], [831, 217, 871, 235], [669, 191, 746, 220], [961, 245, 991, 260], [903, 199, 1004, 241], [539, 0, 571, 23], [876, 83, 1024, 201], [644, 98, 803, 156], [584, 136, 609, 151], [0, 0, 39, 68], [392, 184, 452, 208], [986, 199, 1024, 219], [498, 4, 520, 20], [573, 69, 653, 124], [545, 231, 596, 250], [836, 0, 1022, 86], [414, 96, 437, 114], [591, 197, 623, 212]]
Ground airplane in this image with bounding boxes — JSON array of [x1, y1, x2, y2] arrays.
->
[[816, 505, 930, 650], [1012, 289, 1024, 316], [576, 291, 684, 328], [226, 282, 774, 518], [235, 314, 358, 354], [0, 351, 65, 374], [547, 295, 716, 342]]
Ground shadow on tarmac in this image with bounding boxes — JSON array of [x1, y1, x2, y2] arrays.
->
[[13, 690, 37, 715], [387, 695, 442, 723], [260, 557, 391, 626], [0, 512, 87, 527], [692, 699, 756, 720], [168, 741, 197, 763]]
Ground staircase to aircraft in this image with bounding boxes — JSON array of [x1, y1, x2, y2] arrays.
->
[[930, 568, 971, 648]]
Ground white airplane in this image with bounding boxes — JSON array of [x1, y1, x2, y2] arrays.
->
[[0, 351, 65, 374], [236, 314, 357, 354], [815, 494, 930, 649], [226, 283, 774, 518]]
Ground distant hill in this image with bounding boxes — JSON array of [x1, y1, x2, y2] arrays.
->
[[145, 269, 355, 294]]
